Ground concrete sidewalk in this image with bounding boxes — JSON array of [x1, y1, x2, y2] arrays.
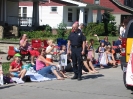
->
[[0, 54, 12, 63]]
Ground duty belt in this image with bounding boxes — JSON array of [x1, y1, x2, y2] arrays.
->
[[71, 45, 82, 48]]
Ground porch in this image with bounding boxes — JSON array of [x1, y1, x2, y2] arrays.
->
[[0, 0, 48, 26], [0, 0, 48, 39]]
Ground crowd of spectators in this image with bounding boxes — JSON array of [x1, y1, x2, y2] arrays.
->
[[0, 21, 124, 84]]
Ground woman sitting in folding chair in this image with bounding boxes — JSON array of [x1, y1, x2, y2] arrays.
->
[[19, 34, 39, 65]]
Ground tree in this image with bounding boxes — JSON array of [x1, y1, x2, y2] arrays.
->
[[57, 22, 67, 38], [102, 12, 116, 35]]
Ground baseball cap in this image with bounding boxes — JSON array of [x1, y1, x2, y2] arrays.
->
[[14, 53, 21, 57]]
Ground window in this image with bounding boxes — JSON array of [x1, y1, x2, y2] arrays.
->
[[68, 8, 73, 22], [23, 7, 27, 17], [18, 7, 27, 17], [94, 0, 100, 5], [51, 7, 57, 12], [19, 7, 21, 17], [85, 10, 87, 23]]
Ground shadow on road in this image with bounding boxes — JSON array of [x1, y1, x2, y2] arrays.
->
[[0, 85, 15, 89], [83, 74, 104, 80]]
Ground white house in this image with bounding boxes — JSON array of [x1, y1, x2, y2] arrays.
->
[[19, 0, 113, 28]]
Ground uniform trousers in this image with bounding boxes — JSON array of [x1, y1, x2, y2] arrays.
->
[[71, 47, 83, 77]]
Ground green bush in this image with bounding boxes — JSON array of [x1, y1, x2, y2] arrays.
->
[[63, 29, 71, 40], [20, 30, 52, 39], [57, 23, 67, 39], [36, 24, 52, 32], [83, 22, 117, 36], [83, 23, 104, 36]]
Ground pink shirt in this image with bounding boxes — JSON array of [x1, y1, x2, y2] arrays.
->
[[20, 39, 32, 50], [36, 58, 46, 70]]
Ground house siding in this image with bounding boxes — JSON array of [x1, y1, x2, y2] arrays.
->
[[113, 14, 121, 26], [40, 6, 63, 28], [19, 5, 64, 28]]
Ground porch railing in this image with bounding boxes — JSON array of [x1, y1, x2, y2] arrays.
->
[[7, 16, 33, 26], [19, 17, 32, 26]]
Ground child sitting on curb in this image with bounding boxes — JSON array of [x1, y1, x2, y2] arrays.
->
[[9, 53, 27, 84]]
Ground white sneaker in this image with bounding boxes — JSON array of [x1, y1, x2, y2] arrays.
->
[[17, 79, 24, 84], [31, 63, 35, 65]]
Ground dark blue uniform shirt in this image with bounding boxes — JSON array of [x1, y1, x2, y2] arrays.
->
[[68, 30, 85, 46], [114, 40, 121, 47], [99, 40, 111, 46]]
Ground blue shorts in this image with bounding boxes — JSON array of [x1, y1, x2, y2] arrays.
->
[[11, 72, 19, 77]]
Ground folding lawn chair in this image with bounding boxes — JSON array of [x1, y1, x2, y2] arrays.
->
[[43, 39, 48, 49], [31, 39, 42, 49]]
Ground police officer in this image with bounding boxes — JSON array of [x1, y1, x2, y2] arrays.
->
[[67, 23, 85, 81]]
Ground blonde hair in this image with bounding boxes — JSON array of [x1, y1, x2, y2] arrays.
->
[[12, 56, 21, 62], [47, 39, 53, 45], [106, 46, 112, 52]]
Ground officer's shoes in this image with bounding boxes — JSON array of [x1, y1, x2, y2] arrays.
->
[[71, 75, 78, 80], [78, 77, 82, 81]]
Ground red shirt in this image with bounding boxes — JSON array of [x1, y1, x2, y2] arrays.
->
[[10, 61, 23, 69]]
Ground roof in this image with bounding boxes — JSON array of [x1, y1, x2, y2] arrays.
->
[[19, 0, 77, 6], [60, 0, 113, 11], [8, 0, 48, 2], [19, 0, 113, 11], [82, 0, 131, 14], [111, 0, 133, 13]]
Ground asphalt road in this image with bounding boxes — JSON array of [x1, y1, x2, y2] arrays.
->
[[0, 66, 133, 99]]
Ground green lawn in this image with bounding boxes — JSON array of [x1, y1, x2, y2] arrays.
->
[[2, 62, 10, 75]]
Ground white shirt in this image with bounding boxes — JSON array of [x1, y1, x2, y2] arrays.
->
[[46, 46, 53, 59], [120, 26, 125, 36]]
